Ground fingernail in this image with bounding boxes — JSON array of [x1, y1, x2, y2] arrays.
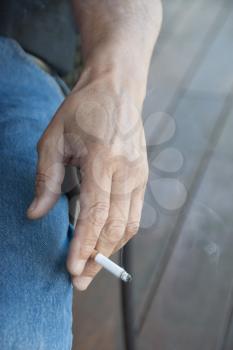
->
[[72, 260, 86, 276], [28, 198, 38, 212], [74, 277, 92, 291]]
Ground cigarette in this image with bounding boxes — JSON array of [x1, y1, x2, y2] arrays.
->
[[91, 250, 132, 283], [68, 224, 132, 282]]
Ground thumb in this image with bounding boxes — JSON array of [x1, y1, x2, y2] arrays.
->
[[27, 131, 65, 220]]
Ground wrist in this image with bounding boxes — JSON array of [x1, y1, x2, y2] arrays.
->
[[74, 41, 149, 108]]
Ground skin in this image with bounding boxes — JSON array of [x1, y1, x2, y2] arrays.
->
[[27, 0, 163, 291]]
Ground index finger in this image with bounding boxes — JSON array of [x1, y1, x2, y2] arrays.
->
[[66, 166, 112, 277]]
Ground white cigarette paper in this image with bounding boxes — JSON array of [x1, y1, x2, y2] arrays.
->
[[94, 252, 132, 282]]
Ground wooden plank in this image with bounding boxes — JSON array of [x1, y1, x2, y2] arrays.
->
[[144, 0, 230, 116], [133, 1, 233, 316], [72, 255, 123, 350], [139, 100, 233, 350], [136, 2, 233, 349]]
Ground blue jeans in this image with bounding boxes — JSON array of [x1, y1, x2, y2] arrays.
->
[[0, 38, 73, 349]]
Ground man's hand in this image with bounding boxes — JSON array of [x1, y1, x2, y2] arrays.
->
[[27, 68, 148, 289], [27, 0, 162, 290]]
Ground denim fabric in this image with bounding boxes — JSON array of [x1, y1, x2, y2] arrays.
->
[[0, 38, 73, 350]]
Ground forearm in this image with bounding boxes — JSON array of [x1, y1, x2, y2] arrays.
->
[[72, 0, 163, 103]]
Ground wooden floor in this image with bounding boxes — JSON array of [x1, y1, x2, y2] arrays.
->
[[72, 1, 233, 349]]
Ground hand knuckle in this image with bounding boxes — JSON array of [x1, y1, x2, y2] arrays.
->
[[37, 137, 49, 154], [126, 221, 140, 237], [140, 174, 149, 191], [85, 264, 100, 278], [143, 163, 149, 181], [105, 219, 126, 242], [35, 172, 52, 190], [80, 242, 95, 259], [89, 201, 109, 227], [145, 170, 149, 182]]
